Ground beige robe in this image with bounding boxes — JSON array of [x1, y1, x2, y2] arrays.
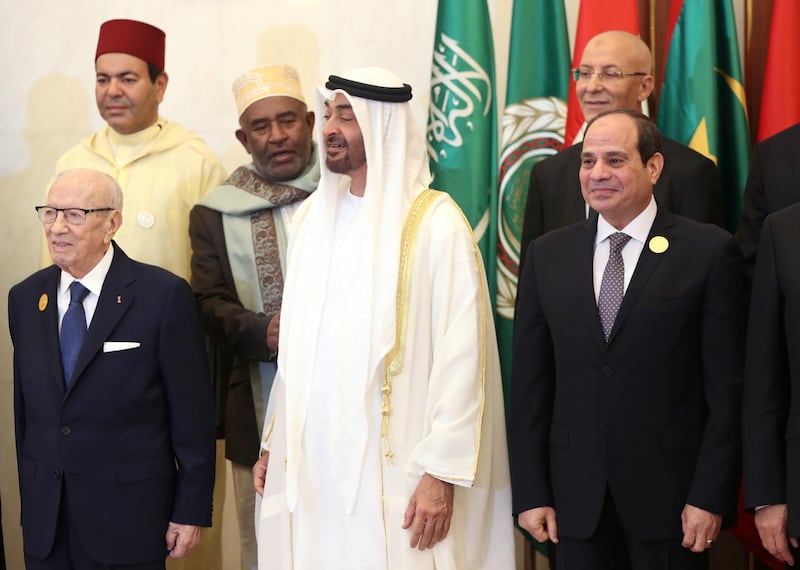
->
[[43, 118, 227, 280]]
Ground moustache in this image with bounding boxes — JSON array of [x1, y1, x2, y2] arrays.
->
[[326, 135, 347, 147], [265, 148, 296, 160], [103, 97, 130, 108]]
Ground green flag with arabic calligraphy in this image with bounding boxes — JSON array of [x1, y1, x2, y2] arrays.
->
[[427, 0, 497, 296]]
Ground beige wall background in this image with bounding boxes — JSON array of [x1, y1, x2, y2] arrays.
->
[[0, 1, 745, 568]]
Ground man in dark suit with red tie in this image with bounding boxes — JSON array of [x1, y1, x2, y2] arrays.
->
[[9, 169, 215, 569], [509, 109, 747, 569]]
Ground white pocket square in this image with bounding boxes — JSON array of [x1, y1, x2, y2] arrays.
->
[[103, 341, 141, 353]]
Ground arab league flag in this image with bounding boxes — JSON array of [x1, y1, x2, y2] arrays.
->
[[757, 0, 800, 142], [497, 0, 569, 403], [656, 0, 750, 231], [427, 0, 497, 295]]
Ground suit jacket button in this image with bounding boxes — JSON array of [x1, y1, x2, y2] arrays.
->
[[52, 470, 62, 479], [602, 366, 613, 377], [61, 426, 71, 436]]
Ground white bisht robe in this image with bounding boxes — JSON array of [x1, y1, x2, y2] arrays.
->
[[256, 67, 515, 569], [256, 191, 515, 569]]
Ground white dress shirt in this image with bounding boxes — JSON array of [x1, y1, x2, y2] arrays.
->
[[57, 245, 115, 332], [592, 196, 657, 302]]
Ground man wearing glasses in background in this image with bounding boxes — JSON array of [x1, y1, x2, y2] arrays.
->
[[517, 30, 723, 273], [10, 169, 215, 569]]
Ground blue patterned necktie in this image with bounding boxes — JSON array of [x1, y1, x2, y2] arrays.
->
[[598, 232, 631, 341], [60, 281, 90, 387]]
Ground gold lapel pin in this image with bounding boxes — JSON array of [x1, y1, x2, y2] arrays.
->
[[38, 293, 48, 312], [649, 236, 669, 254]]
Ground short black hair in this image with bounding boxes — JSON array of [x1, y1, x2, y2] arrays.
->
[[585, 109, 663, 164], [146, 62, 163, 83]]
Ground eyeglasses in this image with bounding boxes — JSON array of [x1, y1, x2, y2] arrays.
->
[[572, 67, 648, 82], [35, 206, 115, 225]]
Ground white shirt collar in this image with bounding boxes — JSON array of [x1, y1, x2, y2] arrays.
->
[[59, 243, 115, 297], [595, 196, 657, 245]]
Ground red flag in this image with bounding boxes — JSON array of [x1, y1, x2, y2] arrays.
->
[[563, 0, 639, 146], [757, 0, 800, 141]]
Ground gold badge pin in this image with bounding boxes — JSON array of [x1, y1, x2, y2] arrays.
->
[[38, 293, 48, 312], [649, 235, 669, 254]]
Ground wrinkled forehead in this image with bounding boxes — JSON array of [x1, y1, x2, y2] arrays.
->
[[49, 171, 107, 205]]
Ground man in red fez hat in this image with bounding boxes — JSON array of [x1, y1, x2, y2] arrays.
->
[[93, 19, 167, 136], [42, 18, 226, 283], [38, 17, 227, 570]]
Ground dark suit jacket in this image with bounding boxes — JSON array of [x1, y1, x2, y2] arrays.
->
[[743, 202, 800, 536], [518, 137, 723, 275], [509, 209, 746, 541], [9, 243, 215, 565], [736, 123, 800, 276], [189, 204, 272, 466]]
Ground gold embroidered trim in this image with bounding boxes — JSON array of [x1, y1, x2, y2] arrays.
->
[[262, 415, 276, 446], [422, 199, 488, 480], [380, 189, 488, 481], [381, 189, 441, 463], [451, 205, 488, 480]]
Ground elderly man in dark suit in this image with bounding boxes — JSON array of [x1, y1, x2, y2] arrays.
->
[[510, 109, 746, 569], [9, 169, 215, 569], [743, 201, 800, 568], [518, 31, 722, 275]]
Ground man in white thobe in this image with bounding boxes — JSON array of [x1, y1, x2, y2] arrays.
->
[[252, 67, 515, 569]]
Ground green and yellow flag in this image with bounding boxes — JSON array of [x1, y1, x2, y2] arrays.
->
[[656, 0, 750, 230], [427, 0, 497, 296]]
